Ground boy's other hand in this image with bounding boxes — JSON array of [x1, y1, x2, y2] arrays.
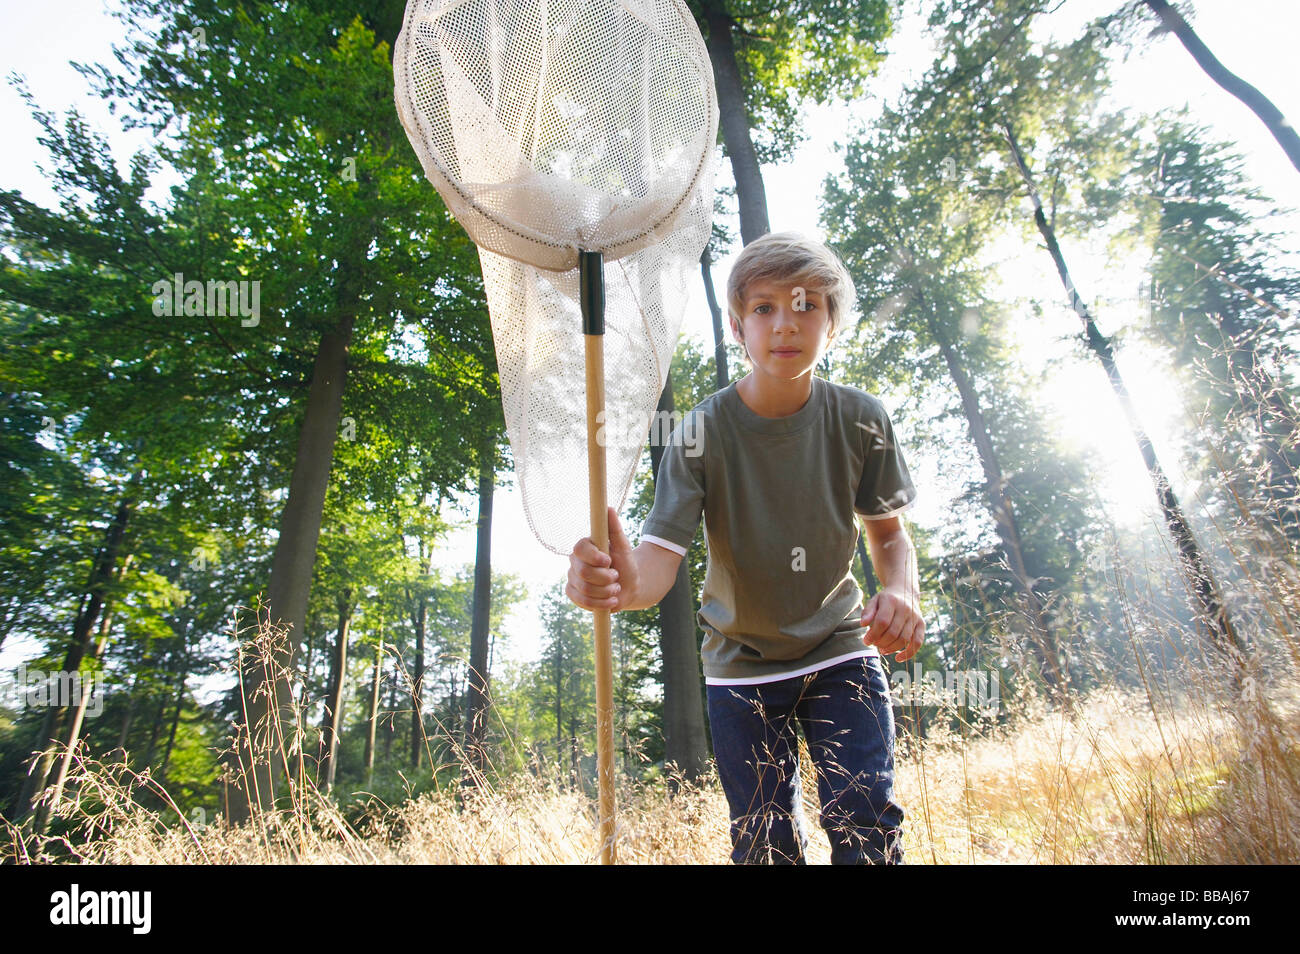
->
[[566, 506, 638, 613], [861, 585, 924, 662]]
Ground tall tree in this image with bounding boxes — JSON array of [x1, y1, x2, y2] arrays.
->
[[683, 1, 898, 387], [317, 587, 353, 791], [824, 120, 1080, 700], [70, 1, 501, 819], [646, 372, 710, 780], [1137, 0, 1300, 176], [537, 591, 597, 782], [463, 437, 498, 780], [688, 0, 897, 243], [914, 0, 1254, 684], [1001, 119, 1247, 680], [14, 478, 139, 822], [363, 622, 384, 788]]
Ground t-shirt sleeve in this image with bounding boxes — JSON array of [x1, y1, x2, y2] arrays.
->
[[855, 401, 918, 520], [640, 414, 705, 556]]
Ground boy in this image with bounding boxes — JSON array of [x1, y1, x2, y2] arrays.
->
[[566, 231, 923, 864]]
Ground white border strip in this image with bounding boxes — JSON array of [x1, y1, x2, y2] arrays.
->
[[641, 533, 687, 557], [705, 648, 880, 686], [859, 494, 918, 521]]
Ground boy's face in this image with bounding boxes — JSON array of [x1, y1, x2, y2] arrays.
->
[[730, 278, 834, 383]]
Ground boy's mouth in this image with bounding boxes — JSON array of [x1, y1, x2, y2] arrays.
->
[[771, 347, 801, 356]]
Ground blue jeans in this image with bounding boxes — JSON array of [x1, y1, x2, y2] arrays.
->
[[706, 655, 904, 864]]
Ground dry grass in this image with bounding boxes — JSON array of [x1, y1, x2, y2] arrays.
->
[[896, 678, 1300, 864], [5, 668, 1297, 864], [5, 345, 1296, 863]]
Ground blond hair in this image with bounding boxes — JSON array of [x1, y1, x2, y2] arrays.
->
[[726, 231, 857, 346]]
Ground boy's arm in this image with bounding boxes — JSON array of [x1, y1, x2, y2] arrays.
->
[[860, 514, 925, 661], [620, 541, 685, 611], [567, 508, 684, 613], [569, 405, 702, 614]]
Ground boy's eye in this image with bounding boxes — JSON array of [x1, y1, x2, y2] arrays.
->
[[753, 303, 772, 314]]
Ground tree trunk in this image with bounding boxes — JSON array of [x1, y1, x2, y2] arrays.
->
[[383, 675, 399, 762], [115, 669, 139, 761], [464, 442, 495, 780], [290, 606, 320, 782], [408, 582, 427, 769], [143, 670, 172, 768], [297, 609, 318, 712], [448, 668, 460, 739], [159, 670, 188, 781], [701, 246, 730, 391], [615, 619, 628, 774], [365, 625, 383, 788], [228, 313, 356, 823], [856, 533, 879, 597], [15, 486, 136, 823], [554, 632, 564, 771], [927, 305, 1068, 702], [319, 588, 353, 792], [1002, 121, 1248, 683], [33, 557, 132, 834], [569, 715, 580, 784], [1143, 0, 1300, 175], [703, 3, 770, 244], [156, 619, 193, 785], [647, 371, 711, 783]]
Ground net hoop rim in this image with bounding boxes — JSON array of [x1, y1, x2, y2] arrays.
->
[[393, 0, 719, 272]]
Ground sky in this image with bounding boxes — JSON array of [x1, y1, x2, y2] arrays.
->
[[2, 0, 1298, 670]]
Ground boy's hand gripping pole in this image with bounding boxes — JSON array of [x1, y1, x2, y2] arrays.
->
[[581, 250, 617, 865]]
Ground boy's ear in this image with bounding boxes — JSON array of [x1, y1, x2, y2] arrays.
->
[[729, 314, 745, 343]]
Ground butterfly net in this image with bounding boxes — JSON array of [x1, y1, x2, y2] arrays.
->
[[394, 0, 718, 553]]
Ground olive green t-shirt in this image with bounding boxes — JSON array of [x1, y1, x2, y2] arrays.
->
[[640, 375, 918, 684]]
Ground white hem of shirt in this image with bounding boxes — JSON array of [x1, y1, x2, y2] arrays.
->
[[640, 533, 687, 557], [705, 648, 880, 686], [858, 494, 918, 521]]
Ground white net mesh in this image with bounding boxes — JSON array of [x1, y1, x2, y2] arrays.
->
[[478, 186, 711, 552], [395, 0, 718, 553], [395, 0, 716, 271]]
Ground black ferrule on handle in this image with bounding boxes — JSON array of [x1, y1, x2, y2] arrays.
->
[[580, 250, 605, 336]]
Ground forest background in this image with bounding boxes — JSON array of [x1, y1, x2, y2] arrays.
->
[[1, 0, 1297, 862]]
